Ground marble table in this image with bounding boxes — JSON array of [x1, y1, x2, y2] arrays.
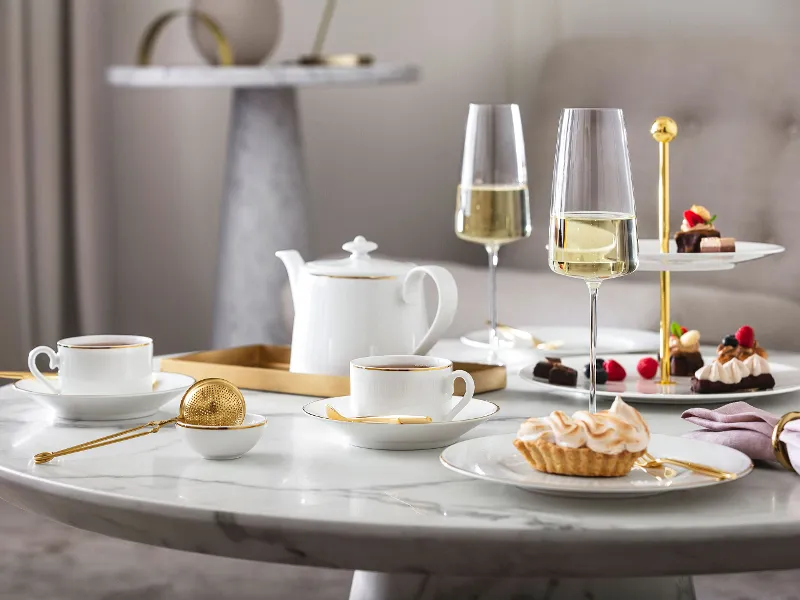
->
[[2, 340, 800, 600], [107, 65, 419, 348]]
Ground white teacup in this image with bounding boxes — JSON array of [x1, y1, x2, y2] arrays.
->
[[28, 335, 153, 396], [349, 355, 475, 422]]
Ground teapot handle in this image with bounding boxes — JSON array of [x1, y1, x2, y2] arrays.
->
[[403, 266, 458, 356]]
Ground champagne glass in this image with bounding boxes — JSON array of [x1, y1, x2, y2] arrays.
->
[[456, 104, 531, 350], [549, 108, 639, 413]]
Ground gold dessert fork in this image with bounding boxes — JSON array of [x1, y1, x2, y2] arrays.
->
[[325, 405, 432, 424], [635, 451, 736, 480]]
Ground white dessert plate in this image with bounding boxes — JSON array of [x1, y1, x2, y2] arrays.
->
[[302, 397, 499, 450], [636, 239, 784, 272], [440, 433, 753, 498], [14, 372, 195, 421], [460, 326, 660, 357], [519, 353, 800, 405]]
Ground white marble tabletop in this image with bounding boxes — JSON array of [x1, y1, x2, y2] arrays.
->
[[1, 340, 800, 578], [107, 63, 419, 89]]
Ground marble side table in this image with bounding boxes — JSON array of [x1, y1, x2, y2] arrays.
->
[[3, 340, 800, 600], [107, 64, 419, 347]]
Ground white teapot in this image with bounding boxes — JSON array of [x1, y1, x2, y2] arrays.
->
[[276, 236, 458, 376]]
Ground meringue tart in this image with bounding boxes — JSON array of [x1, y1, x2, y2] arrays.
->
[[513, 397, 650, 477]]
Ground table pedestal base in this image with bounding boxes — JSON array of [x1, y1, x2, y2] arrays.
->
[[349, 571, 695, 600], [213, 87, 310, 348]]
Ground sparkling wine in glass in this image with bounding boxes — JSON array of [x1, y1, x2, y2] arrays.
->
[[456, 104, 531, 350], [548, 108, 639, 413]]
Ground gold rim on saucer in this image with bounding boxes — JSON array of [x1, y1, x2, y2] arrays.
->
[[772, 411, 800, 472]]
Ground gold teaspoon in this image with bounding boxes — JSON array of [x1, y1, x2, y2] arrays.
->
[[325, 405, 432, 424]]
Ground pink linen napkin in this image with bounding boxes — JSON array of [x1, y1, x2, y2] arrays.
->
[[681, 402, 800, 473]]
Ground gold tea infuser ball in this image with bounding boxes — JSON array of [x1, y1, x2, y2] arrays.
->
[[179, 378, 246, 426], [34, 378, 246, 464]]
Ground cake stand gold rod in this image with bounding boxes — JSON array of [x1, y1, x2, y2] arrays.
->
[[651, 117, 678, 385]]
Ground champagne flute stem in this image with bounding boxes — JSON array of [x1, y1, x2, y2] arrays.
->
[[587, 281, 601, 414], [486, 244, 500, 350]]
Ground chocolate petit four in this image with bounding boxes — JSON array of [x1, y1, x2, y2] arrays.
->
[[700, 237, 736, 253], [669, 322, 704, 376], [674, 205, 726, 253], [691, 354, 775, 394], [547, 363, 578, 387], [533, 357, 561, 379]]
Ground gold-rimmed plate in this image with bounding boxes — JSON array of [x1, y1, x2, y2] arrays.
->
[[441, 433, 752, 498]]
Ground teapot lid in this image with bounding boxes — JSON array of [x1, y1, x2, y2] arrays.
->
[[306, 236, 414, 278]]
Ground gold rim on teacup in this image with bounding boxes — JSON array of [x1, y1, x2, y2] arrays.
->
[[352, 364, 450, 372], [57, 335, 152, 350], [771, 411, 800, 472], [351, 356, 452, 372]]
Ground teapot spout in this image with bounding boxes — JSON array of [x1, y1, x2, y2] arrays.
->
[[275, 249, 305, 301]]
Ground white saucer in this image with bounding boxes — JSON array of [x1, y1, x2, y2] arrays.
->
[[440, 433, 753, 498], [460, 326, 660, 357], [14, 372, 195, 421], [519, 353, 800, 405], [636, 239, 784, 272], [302, 397, 499, 450]]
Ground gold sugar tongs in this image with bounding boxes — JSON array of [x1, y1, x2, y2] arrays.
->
[[34, 378, 246, 464]]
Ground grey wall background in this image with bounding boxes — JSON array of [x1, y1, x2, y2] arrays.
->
[[107, 0, 800, 354]]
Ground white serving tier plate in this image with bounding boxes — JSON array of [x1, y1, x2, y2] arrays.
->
[[14, 372, 195, 421], [636, 239, 784, 272], [440, 433, 753, 498], [303, 397, 499, 450], [460, 326, 660, 357], [519, 353, 800, 405]]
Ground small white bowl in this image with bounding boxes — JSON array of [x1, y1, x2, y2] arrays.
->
[[176, 413, 266, 460]]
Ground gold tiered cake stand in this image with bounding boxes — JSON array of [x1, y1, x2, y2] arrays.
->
[[647, 116, 783, 385]]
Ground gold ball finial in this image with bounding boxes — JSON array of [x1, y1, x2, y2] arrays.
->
[[651, 117, 678, 142]]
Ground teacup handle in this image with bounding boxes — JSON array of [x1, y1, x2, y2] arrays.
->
[[27, 346, 60, 394], [444, 370, 474, 421]]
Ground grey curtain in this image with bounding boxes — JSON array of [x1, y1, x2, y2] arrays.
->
[[0, 0, 113, 368]]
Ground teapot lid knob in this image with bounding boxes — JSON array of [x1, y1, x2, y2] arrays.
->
[[342, 235, 378, 258]]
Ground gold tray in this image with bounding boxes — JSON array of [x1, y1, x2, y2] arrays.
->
[[160, 345, 506, 398]]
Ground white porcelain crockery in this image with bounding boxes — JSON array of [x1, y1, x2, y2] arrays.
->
[[28, 335, 153, 395], [176, 413, 267, 460], [14, 372, 195, 422], [276, 235, 458, 376], [350, 355, 474, 422], [304, 397, 498, 450], [520, 352, 800, 405], [441, 433, 753, 499]]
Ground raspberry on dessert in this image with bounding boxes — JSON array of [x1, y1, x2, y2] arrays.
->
[[683, 210, 704, 228], [604, 360, 626, 382], [637, 357, 658, 380], [736, 326, 755, 349]]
